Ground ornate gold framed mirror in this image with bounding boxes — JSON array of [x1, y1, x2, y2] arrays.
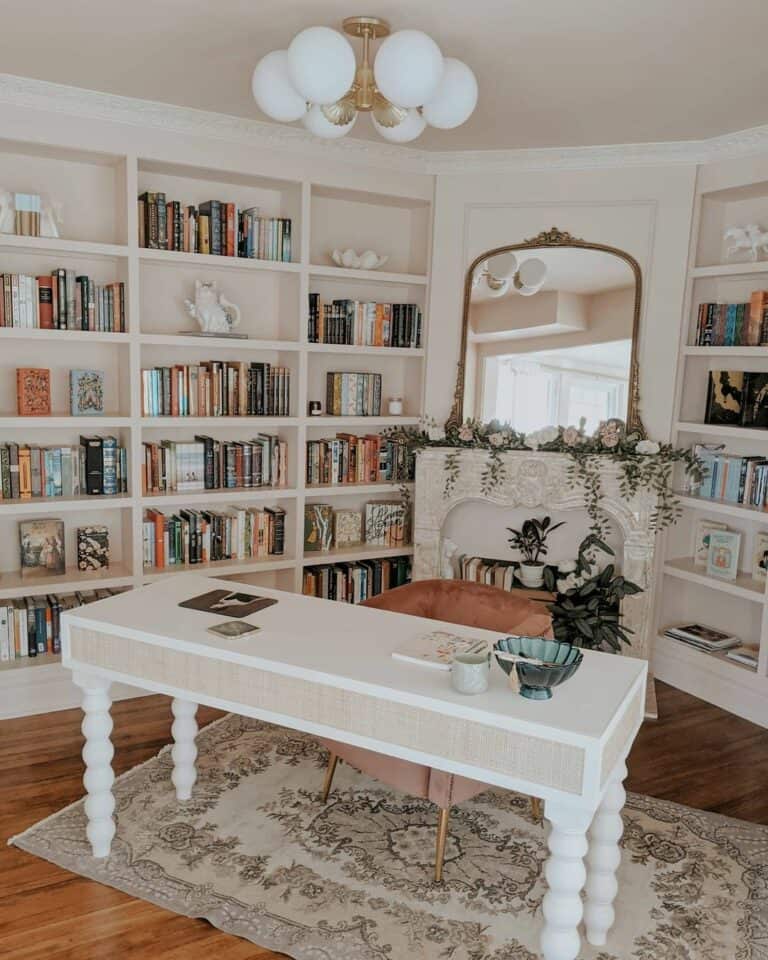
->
[[448, 228, 644, 435]]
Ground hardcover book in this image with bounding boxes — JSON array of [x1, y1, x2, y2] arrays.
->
[[333, 509, 362, 548], [706, 530, 742, 581], [391, 630, 490, 671], [16, 368, 51, 416], [742, 372, 768, 428], [304, 503, 334, 552], [70, 369, 105, 416], [77, 525, 110, 571], [19, 518, 65, 578], [704, 370, 744, 425], [692, 518, 727, 566], [752, 530, 768, 580]]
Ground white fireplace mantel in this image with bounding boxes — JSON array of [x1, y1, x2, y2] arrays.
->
[[413, 449, 658, 705]]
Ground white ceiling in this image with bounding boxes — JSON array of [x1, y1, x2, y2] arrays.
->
[[0, 0, 765, 152], [472, 247, 634, 301]]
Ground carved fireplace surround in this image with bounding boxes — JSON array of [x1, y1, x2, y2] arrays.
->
[[413, 449, 659, 713]]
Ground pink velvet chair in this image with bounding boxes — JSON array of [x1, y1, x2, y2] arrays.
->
[[319, 578, 554, 881]]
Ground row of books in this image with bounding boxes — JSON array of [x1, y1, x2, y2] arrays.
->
[[694, 445, 768, 508], [306, 434, 414, 486], [0, 272, 125, 332], [457, 556, 552, 594], [0, 587, 129, 662], [0, 437, 127, 500], [304, 501, 409, 552], [141, 435, 288, 494], [308, 295, 423, 348], [705, 371, 768, 429], [658, 624, 761, 669], [141, 362, 291, 417], [143, 505, 286, 569], [694, 292, 768, 346], [302, 556, 412, 605], [138, 193, 292, 262], [325, 372, 382, 417]]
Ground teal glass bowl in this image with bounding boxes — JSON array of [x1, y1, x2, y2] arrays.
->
[[493, 636, 583, 700]]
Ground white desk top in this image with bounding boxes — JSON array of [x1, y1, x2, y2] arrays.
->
[[65, 574, 645, 748]]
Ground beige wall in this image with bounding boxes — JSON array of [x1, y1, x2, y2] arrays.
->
[[425, 167, 698, 439]]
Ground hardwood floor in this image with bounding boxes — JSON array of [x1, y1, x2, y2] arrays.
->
[[1, 681, 766, 958]]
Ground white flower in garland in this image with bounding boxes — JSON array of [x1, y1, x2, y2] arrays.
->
[[488, 432, 505, 447], [558, 559, 577, 573], [562, 426, 581, 446], [428, 424, 446, 442], [526, 425, 559, 450], [636, 439, 661, 455], [458, 424, 474, 442]]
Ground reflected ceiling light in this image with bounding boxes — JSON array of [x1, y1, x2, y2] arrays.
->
[[487, 251, 518, 281], [251, 16, 478, 142], [473, 254, 548, 298]]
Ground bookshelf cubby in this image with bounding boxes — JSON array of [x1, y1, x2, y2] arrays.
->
[[656, 162, 768, 727], [0, 140, 430, 719]]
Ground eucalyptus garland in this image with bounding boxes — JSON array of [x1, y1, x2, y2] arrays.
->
[[385, 417, 703, 536]]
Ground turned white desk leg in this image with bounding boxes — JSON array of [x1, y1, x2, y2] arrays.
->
[[584, 760, 627, 946], [74, 671, 115, 859], [171, 698, 198, 801], [540, 801, 592, 960]]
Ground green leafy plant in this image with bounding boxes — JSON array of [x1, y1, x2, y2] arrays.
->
[[507, 516, 565, 565], [543, 535, 643, 651]]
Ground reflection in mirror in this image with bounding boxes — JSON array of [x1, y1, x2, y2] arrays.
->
[[463, 244, 639, 434]]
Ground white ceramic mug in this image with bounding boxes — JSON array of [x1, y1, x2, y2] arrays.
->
[[451, 652, 490, 695]]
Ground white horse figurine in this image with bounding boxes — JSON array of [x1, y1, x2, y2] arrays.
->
[[724, 224, 768, 262], [184, 279, 241, 335]]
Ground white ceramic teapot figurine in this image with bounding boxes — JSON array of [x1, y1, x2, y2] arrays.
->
[[183, 280, 241, 335]]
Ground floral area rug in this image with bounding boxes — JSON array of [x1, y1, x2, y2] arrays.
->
[[10, 714, 767, 959]]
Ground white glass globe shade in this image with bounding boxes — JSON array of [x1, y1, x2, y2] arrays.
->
[[422, 58, 478, 129], [487, 278, 509, 298], [518, 257, 547, 288], [372, 108, 427, 143], [374, 30, 444, 108], [487, 251, 518, 281], [251, 50, 307, 123], [302, 104, 357, 139], [516, 284, 539, 297], [287, 27, 356, 105]]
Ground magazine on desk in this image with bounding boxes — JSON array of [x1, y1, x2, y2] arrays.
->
[[392, 630, 491, 671]]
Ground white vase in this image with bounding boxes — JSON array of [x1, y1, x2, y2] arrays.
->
[[517, 562, 545, 588]]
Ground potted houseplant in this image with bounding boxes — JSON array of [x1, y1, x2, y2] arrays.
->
[[507, 516, 565, 588], [543, 534, 643, 651]]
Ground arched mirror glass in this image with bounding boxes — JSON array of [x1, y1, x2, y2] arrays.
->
[[451, 229, 643, 434]]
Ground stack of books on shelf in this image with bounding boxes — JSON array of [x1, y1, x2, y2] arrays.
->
[[0, 436, 127, 500], [693, 444, 768, 508], [308, 295, 423, 348], [705, 370, 768, 428], [724, 644, 760, 669], [0, 272, 125, 332], [663, 622, 740, 654], [143, 505, 286, 569], [694, 291, 768, 346], [142, 435, 287, 494], [305, 434, 414, 486], [304, 501, 410, 553], [302, 555, 412, 605], [325, 372, 382, 416], [0, 587, 130, 663], [138, 193, 292, 262], [456, 556, 555, 597], [141, 362, 291, 417]]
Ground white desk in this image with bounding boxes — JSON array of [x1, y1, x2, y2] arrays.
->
[[62, 574, 646, 960]]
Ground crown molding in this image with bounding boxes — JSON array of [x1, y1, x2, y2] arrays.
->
[[0, 73, 767, 176]]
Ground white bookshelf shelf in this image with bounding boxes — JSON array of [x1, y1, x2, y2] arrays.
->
[[0, 652, 61, 673], [0, 494, 132, 516], [303, 544, 414, 565], [309, 264, 428, 285], [138, 247, 302, 274], [141, 486, 298, 507], [663, 557, 766, 603], [0, 141, 429, 718], [682, 345, 768, 357], [691, 261, 768, 278], [675, 420, 768, 441], [675, 492, 768, 522], [0, 234, 129, 258]]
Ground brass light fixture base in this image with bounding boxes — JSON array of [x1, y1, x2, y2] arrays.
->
[[342, 16, 390, 39]]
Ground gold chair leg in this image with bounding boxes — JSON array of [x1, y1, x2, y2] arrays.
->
[[434, 807, 450, 883], [321, 753, 339, 803], [530, 796, 544, 823]]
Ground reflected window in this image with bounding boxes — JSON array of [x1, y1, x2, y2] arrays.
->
[[482, 340, 630, 433]]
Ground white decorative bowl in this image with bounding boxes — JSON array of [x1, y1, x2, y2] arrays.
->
[[331, 248, 389, 271]]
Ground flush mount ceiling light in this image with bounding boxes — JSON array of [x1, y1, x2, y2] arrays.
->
[[251, 16, 478, 142], [473, 254, 548, 298]]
